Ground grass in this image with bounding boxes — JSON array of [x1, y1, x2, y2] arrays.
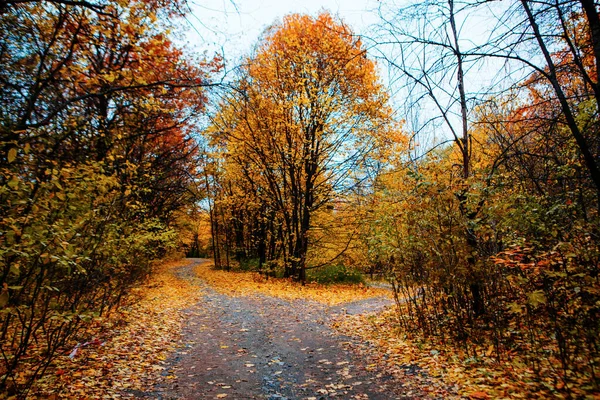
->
[[306, 264, 365, 284]]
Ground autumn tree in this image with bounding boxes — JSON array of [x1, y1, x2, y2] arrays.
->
[[372, 0, 500, 317], [207, 12, 394, 281], [471, 0, 600, 213], [0, 0, 217, 393], [366, 0, 600, 394]]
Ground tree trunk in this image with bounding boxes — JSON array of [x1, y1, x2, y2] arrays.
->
[[522, 0, 600, 206], [449, 0, 485, 317]]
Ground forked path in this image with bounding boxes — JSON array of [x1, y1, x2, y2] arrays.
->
[[151, 259, 410, 399]]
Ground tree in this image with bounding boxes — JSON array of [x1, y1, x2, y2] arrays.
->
[[0, 0, 218, 393], [367, 1, 600, 393], [463, 0, 600, 210], [208, 12, 394, 281], [373, 0, 497, 316]]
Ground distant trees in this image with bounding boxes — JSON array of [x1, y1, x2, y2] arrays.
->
[[206, 12, 395, 282], [0, 0, 217, 394]]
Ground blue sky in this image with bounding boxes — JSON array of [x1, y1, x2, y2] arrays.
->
[[182, 0, 509, 149], [185, 0, 382, 62]]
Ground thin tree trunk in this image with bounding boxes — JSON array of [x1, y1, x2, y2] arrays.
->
[[522, 0, 600, 206], [449, 0, 485, 316]]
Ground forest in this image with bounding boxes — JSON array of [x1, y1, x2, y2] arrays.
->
[[1, 0, 599, 398]]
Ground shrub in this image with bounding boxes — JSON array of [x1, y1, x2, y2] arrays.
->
[[307, 265, 365, 285]]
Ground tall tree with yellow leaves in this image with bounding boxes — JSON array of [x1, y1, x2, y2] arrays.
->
[[208, 12, 394, 281]]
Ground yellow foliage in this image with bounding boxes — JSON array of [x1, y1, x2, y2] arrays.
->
[[194, 262, 390, 306]]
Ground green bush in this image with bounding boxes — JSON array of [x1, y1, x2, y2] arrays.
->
[[237, 257, 260, 271], [307, 265, 364, 284]]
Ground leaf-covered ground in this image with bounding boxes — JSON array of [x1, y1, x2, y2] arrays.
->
[[193, 262, 391, 306], [26, 258, 555, 399], [25, 258, 449, 398], [28, 259, 203, 398], [335, 309, 600, 400]]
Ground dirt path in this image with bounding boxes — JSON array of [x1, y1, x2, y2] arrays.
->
[[147, 259, 410, 400]]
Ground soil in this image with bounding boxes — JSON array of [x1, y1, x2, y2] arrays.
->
[[143, 259, 418, 400]]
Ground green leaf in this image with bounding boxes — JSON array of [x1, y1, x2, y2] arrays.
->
[[9, 265, 20, 276]]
